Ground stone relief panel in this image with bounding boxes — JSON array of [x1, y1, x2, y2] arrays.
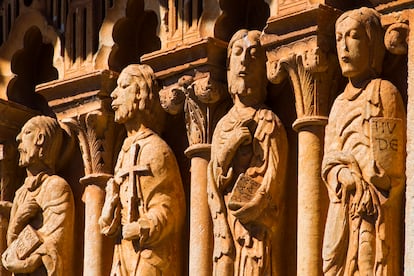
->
[[1, 116, 75, 275], [207, 30, 288, 276], [98, 64, 185, 275], [322, 8, 406, 275]]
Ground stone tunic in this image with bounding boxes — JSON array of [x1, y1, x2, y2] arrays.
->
[[100, 128, 185, 276], [322, 79, 406, 275], [208, 105, 288, 276], [6, 173, 74, 276]]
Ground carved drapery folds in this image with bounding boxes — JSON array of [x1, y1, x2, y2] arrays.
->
[[322, 8, 406, 275], [2, 116, 75, 275], [1, 1, 414, 275], [0, 100, 38, 275]]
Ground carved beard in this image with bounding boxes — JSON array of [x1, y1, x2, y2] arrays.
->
[[229, 77, 247, 95], [18, 146, 39, 168], [114, 101, 138, 124]]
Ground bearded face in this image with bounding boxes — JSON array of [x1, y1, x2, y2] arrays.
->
[[111, 72, 140, 124], [227, 34, 267, 98], [16, 123, 41, 168]]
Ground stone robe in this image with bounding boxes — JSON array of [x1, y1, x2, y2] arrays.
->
[[322, 79, 406, 275], [5, 172, 75, 276], [208, 105, 287, 276], [100, 128, 185, 276]]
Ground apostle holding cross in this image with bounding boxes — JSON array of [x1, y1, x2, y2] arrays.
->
[[99, 64, 185, 276]]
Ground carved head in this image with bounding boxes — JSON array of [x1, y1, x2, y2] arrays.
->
[[227, 29, 267, 105], [16, 116, 63, 172], [111, 64, 164, 132], [335, 7, 385, 81]]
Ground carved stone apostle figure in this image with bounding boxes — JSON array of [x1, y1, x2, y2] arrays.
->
[[207, 29, 288, 276], [1, 116, 75, 275], [99, 64, 185, 275], [322, 8, 406, 275]]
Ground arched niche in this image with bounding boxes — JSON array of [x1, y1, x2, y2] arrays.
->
[[0, 8, 63, 106], [93, 0, 162, 72], [7, 26, 58, 111], [214, 0, 270, 42]]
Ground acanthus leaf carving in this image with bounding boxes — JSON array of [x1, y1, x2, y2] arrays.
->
[[62, 111, 124, 177], [267, 37, 340, 127], [159, 72, 228, 146]]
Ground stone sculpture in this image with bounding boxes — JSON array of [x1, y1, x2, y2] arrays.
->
[[207, 29, 288, 276], [1, 116, 75, 275], [99, 64, 185, 275], [322, 8, 406, 275]]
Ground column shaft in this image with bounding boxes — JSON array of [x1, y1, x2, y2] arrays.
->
[[296, 125, 328, 276], [187, 146, 213, 276]]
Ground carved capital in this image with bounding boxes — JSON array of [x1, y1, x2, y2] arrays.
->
[[159, 72, 228, 146], [267, 36, 340, 130], [385, 22, 409, 55], [62, 111, 124, 176]]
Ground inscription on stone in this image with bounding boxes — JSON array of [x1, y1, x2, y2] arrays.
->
[[228, 173, 261, 211], [5, 225, 41, 260], [370, 117, 404, 176]]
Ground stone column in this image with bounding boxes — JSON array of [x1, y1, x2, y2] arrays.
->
[[266, 36, 339, 275], [63, 111, 123, 276], [293, 119, 327, 275], [185, 144, 213, 276], [159, 73, 227, 276], [79, 173, 112, 276], [391, 11, 414, 276]]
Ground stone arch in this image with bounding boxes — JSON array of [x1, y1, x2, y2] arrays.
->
[[7, 26, 58, 111], [0, 9, 63, 106], [94, 0, 161, 72]]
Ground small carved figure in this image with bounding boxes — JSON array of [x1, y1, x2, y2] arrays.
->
[[207, 29, 288, 276], [2, 116, 75, 275], [322, 8, 406, 275], [99, 64, 185, 275]]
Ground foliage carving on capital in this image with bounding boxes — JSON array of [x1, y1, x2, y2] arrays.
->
[[159, 72, 228, 146], [62, 111, 124, 176], [267, 37, 340, 124]]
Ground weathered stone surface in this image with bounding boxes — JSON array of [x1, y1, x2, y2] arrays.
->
[[207, 30, 288, 276], [0, 1, 414, 275], [2, 116, 75, 275], [322, 8, 405, 275], [99, 64, 185, 275]]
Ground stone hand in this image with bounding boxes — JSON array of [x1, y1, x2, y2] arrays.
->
[[2, 248, 42, 274], [218, 126, 252, 170], [338, 168, 356, 193], [234, 126, 252, 147], [100, 178, 119, 226], [122, 218, 151, 242]]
